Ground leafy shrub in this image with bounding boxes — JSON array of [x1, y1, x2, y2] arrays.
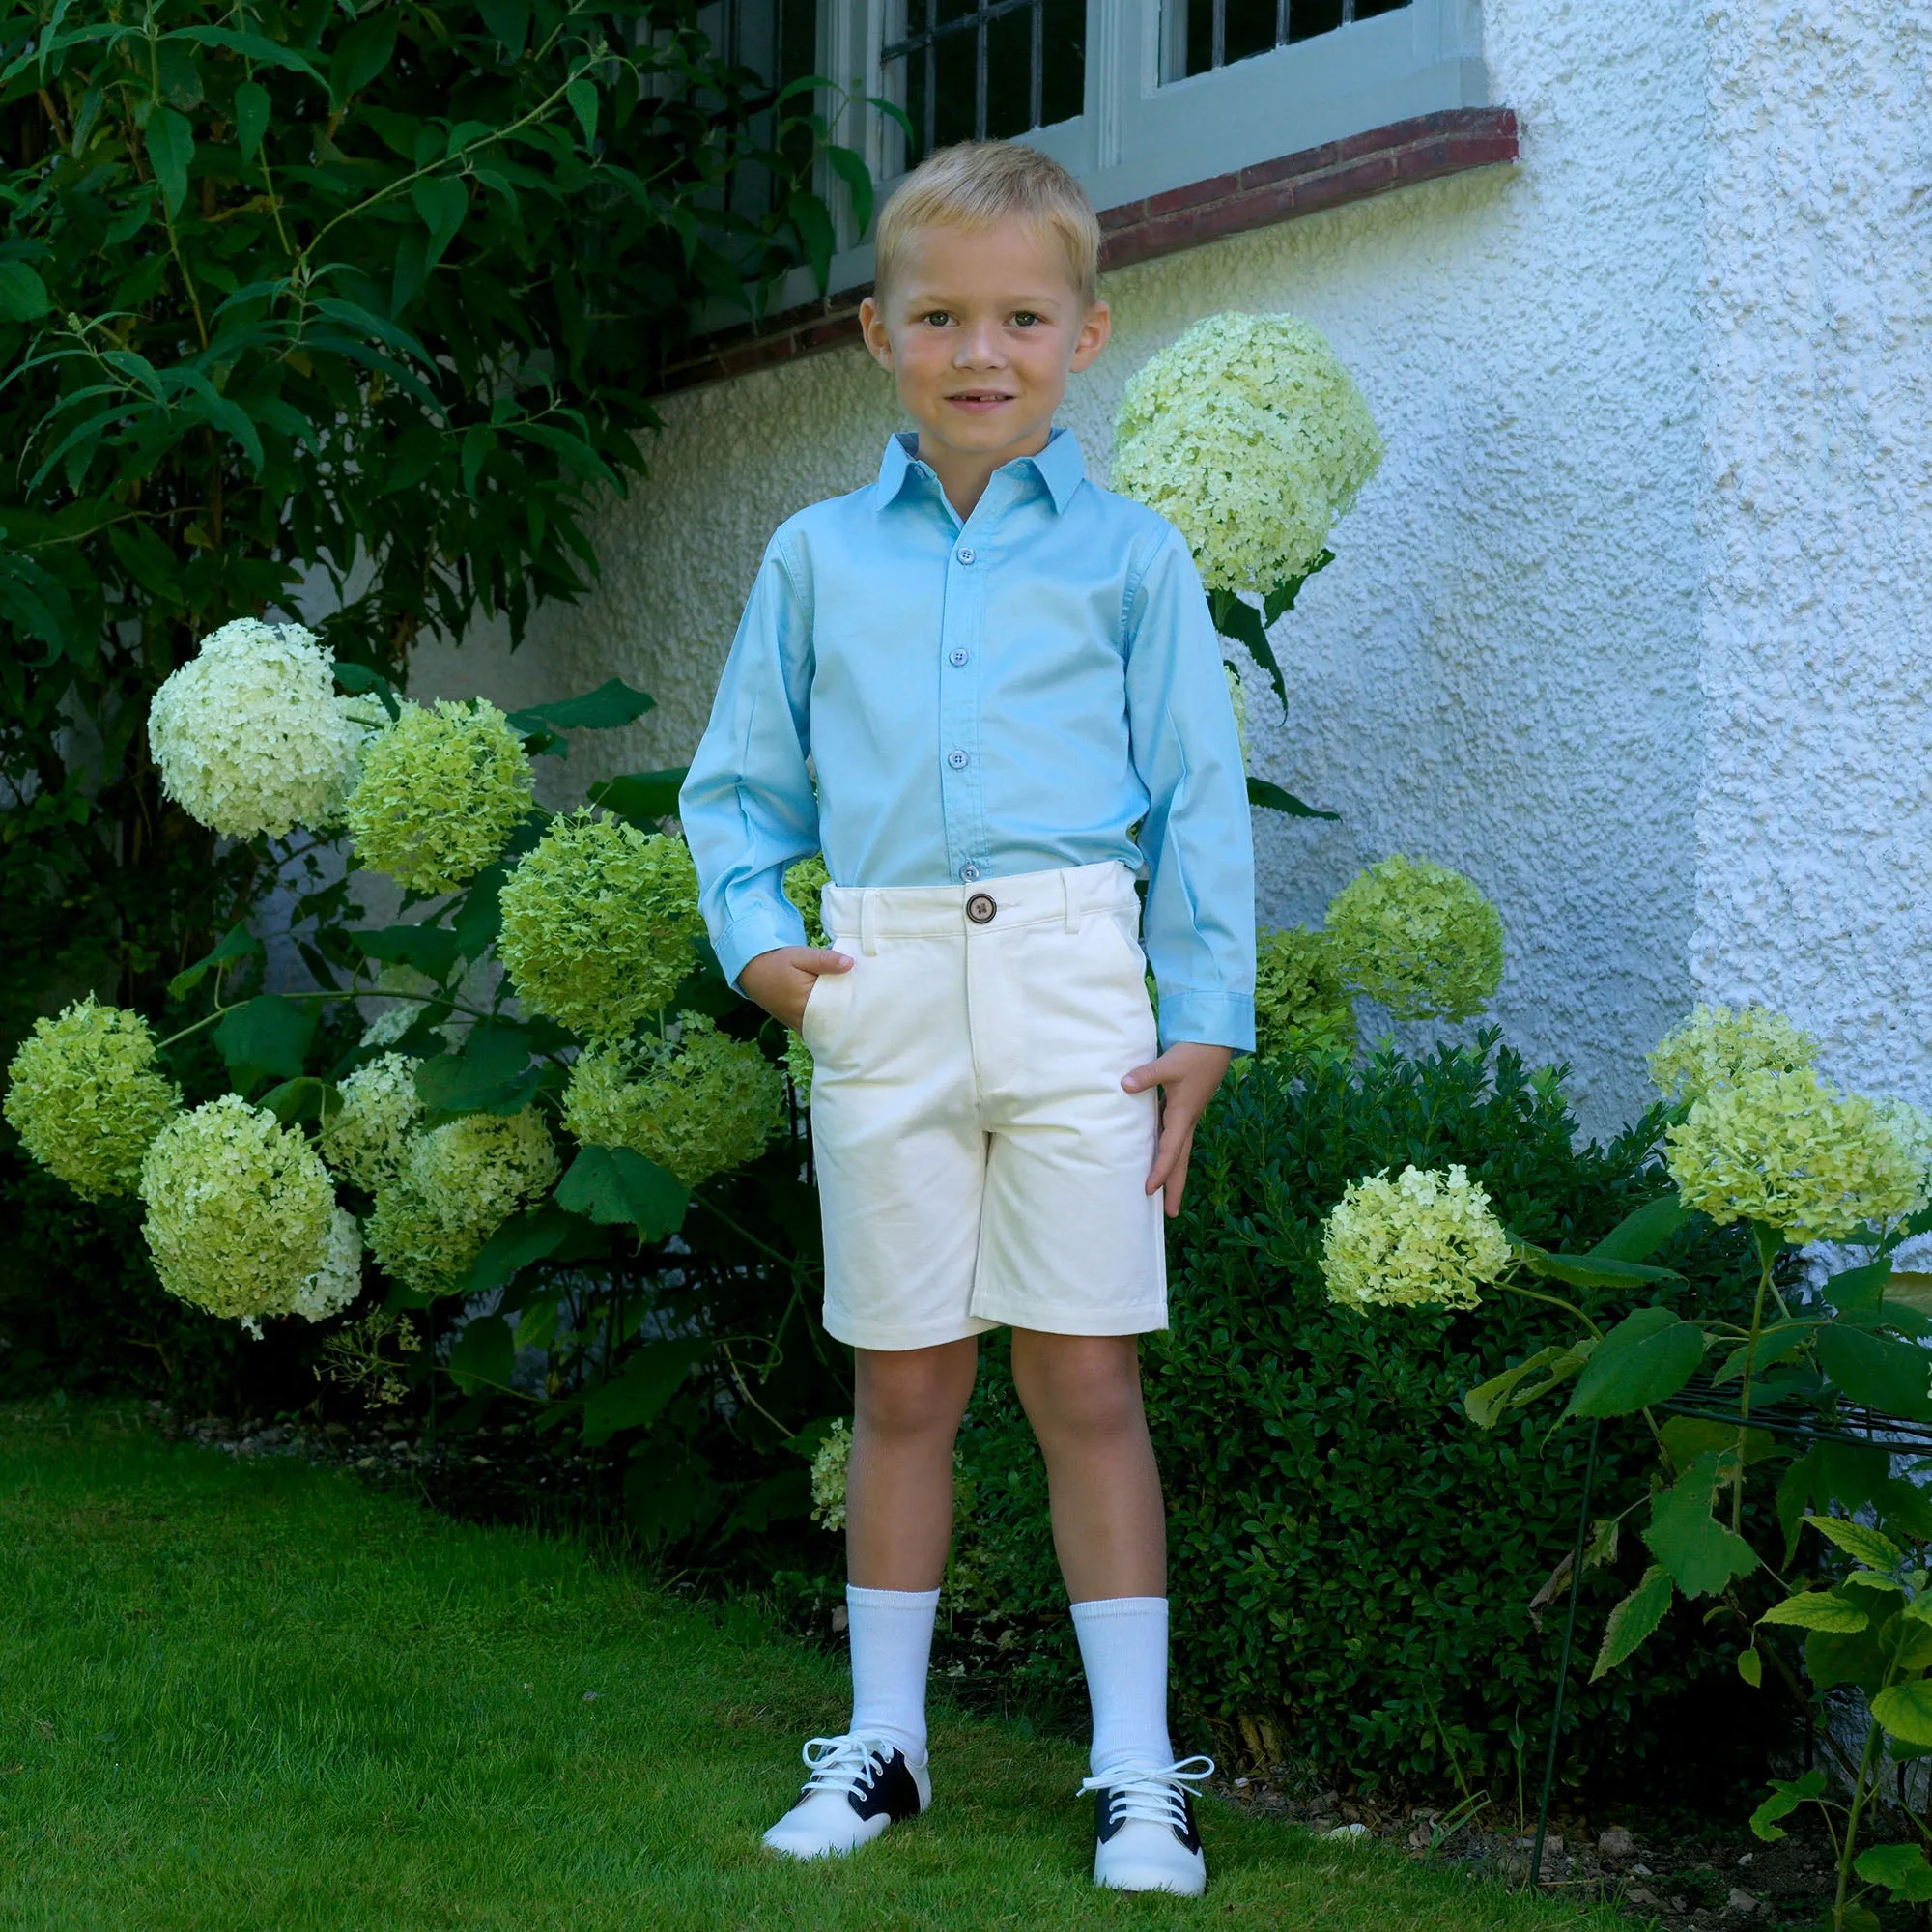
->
[[954, 1035, 1773, 1794]]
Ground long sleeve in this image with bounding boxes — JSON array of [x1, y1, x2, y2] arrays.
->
[[679, 538, 820, 990], [1122, 529, 1258, 1052]]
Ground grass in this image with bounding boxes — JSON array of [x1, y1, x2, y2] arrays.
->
[[0, 1401, 1622, 1932]]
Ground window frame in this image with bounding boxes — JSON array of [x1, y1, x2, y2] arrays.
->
[[722, 0, 1489, 322]]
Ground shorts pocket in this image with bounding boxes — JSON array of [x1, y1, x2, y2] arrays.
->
[[799, 959, 853, 1056]]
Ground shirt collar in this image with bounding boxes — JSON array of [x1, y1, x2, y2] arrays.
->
[[873, 425, 1087, 515]]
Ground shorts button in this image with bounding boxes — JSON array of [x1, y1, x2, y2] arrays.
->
[[965, 893, 997, 925]]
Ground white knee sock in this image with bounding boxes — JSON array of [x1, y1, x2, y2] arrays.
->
[[846, 1584, 940, 1764], [1070, 1595, 1175, 1778]]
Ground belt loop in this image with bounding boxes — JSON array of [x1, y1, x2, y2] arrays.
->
[[860, 891, 880, 956], [1061, 869, 1079, 934]]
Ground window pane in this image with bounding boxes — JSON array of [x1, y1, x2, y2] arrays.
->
[[1183, 0, 1213, 77], [933, 16, 978, 150], [1352, 0, 1409, 14], [1222, 0, 1279, 64], [985, 8, 1035, 140], [1039, 0, 1084, 125], [1285, 0, 1343, 42]]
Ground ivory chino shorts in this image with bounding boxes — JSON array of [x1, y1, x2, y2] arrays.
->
[[800, 860, 1167, 1351]]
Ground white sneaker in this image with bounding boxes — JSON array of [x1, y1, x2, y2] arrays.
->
[[762, 1732, 930, 1860], [1082, 1755, 1214, 1895]]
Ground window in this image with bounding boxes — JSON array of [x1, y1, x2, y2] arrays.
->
[[710, 0, 1488, 311], [882, 2, 1087, 168]]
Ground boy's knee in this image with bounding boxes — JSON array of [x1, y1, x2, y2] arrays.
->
[[854, 1344, 974, 1439], [1013, 1336, 1146, 1440]]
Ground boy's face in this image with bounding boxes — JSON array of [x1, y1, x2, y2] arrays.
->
[[859, 216, 1110, 471]]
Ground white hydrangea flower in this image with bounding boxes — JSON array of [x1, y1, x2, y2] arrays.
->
[[289, 1208, 363, 1322], [320, 1053, 423, 1193], [148, 617, 367, 840], [1112, 312, 1382, 595], [358, 1004, 419, 1050], [1321, 1164, 1514, 1313], [138, 1094, 337, 1320]]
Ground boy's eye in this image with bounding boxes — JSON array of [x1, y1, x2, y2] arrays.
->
[[921, 310, 952, 327], [1011, 311, 1040, 327]]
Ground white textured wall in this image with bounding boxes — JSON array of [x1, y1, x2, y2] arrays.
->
[[1691, 4, 1932, 1108], [426, 0, 1716, 1134]]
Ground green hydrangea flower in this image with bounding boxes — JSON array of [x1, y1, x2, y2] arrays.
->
[[138, 1094, 337, 1320], [810, 1417, 852, 1532], [562, 1014, 784, 1187], [784, 853, 832, 949], [1321, 1163, 1513, 1313], [1649, 1005, 1820, 1106], [1112, 312, 1383, 596], [290, 1208, 364, 1322], [1324, 856, 1504, 1025], [1254, 927, 1354, 1062], [4, 997, 182, 1201], [497, 813, 702, 1040], [320, 1053, 423, 1193], [344, 698, 532, 893], [366, 1107, 559, 1295], [1665, 1068, 1931, 1242], [149, 618, 366, 840]]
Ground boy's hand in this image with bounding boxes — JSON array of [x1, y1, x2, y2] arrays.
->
[[739, 945, 853, 1034], [1122, 1042, 1236, 1218]]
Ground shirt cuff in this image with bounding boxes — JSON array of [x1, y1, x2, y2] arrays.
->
[[1156, 988, 1256, 1055], [714, 903, 809, 993]]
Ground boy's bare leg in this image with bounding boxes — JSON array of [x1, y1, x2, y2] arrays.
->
[[1008, 1329, 1165, 1600], [846, 1337, 980, 1588]]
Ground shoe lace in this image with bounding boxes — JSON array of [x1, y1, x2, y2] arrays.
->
[[1079, 1754, 1216, 1831], [799, 1732, 895, 1798]]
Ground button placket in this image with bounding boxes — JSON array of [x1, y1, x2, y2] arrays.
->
[[938, 508, 988, 885]]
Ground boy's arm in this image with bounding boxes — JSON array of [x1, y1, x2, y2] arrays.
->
[[679, 538, 821, 990], [1122, 527, 1258, 1056]]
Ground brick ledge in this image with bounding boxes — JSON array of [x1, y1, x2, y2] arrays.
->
[[651, 106, 1518, 398]]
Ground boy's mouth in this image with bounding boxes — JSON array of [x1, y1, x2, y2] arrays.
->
[[944, 388, 1016, 412]]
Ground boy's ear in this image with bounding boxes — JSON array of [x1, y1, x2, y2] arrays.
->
[[858, 295, 895, 371], [1070, 298, 1112, 373]]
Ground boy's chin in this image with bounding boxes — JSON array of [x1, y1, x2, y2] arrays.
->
[[919, 405, 1055, 455]]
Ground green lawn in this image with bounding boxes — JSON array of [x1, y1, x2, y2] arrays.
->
[[0, 1402, 1619, 1931]]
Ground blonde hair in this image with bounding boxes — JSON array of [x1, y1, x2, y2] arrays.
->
[[873, 141, 1102, 305]]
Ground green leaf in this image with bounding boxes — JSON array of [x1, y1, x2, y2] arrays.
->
[[413, 1024, 538, 1120], [1659, 1415, 1775, 1473], [823, 143, 873, 231], [1875, 1682, 1932, 1748], [456, 1201, 574, 1297], [566, 76, 597, 146], [1264, 552, 1332, 623], [1737, 1646, 1762, 1688], [580, 1339, 708, 1447], [1818, 1322, 1932, 1421], [1246, 777, 1339, 821], [213, 996, 318, 1088], [506, 678, 655, 735], [476, 0, 530, 55], [333, 659, 402, 721], [462, 424, 497, 497], [1589, 1564, 1672, 1680], [451, 862, 509, 960], [411, 175, 469, 270], [1209, 589, 1289, 710], [1515, 1246, 1683, 1290], [168, 922, 264, 999], [554, 1147, 688, 1239], [354, 923, 461, 982], [0, 262, 50, 323], [1712, 1320, 1820, 1385], [171, 25, 325, 80], [1807, 1620, 1899, 1693], [1805, 1513, 1904, 1572], [1854, 1843, 1932, 1903], [330, 8, 398, 102], [233, 79, 271, 164], [1587, 1195, 1692, 1264], [586, 769, 687, 825], [1825, 1260, 1892, 1314], [1748, 1770, 1825, 1842], [1641, 1449, 1759, 1598], [255, 1076, 335, 1129], [1463, 1345, 1584, 1429], [1757, 1590, 1869, 1633], [447, 1313, 514, 1393], [144, 106, 194, 216], [1566, 1306, 1706, 1417]]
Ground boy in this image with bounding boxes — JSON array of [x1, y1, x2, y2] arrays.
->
[[679, 140, 1254, 1897]]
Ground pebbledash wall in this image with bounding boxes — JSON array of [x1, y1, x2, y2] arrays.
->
[[412, 0, 1930, 1139]]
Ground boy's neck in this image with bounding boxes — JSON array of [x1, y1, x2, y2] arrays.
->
[[914, 421, 1054, 522]]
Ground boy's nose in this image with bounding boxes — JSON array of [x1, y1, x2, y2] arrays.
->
[[952, 327, 1008, 368]]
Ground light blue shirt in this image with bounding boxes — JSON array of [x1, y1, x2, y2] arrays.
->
[[680, 427, 1256, 1051]]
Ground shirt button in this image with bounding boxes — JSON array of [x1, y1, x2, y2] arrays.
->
[[949, 648, 968, 667], [946, 750, 969, 770], [955, 546, 975, 565], [961, 863, 980, 882]]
